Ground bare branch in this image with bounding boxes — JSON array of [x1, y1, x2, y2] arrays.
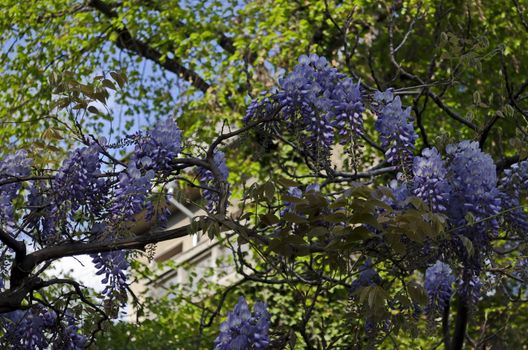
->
[[88, 0, 210, 92]]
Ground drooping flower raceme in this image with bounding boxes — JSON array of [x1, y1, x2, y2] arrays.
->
[[412, 147, 451, 212], [130, 117, 182, 172], [54, 143, 107, 213], [214, 296, 270, 350], [0, 307, 86, 350], [350, 259, 383, 294], [373, 89, 417, 168], [498, 160, 528, 234], [244, 54, 364, 164], [424, 261, 455, 313], [91, 250, 129, 298], [446, 141, 501, 240], [110, 118, 182, 222], [1, 309, 52, 349], [0, 150, 32, 224], [198, 151, 229, 212], [110, 164, 156, 221]]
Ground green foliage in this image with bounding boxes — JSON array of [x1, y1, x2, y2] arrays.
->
[[2, 0, 528, 348]]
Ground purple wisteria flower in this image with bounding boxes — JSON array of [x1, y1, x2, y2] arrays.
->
[[244, 54, 364, 163], [0, 150, 32, 224], [110, 164, 156, 221], [424, 261, 455, 313], [130, 118, 182, 172], [54, 313, 87, 350], [110, 118, 181, 222], [498, 160, 528, 233], [446, 141, 501, 239], [373, 90, 417, 168], [0, 306, 85, 350], [350, 259, 383, 294], [214, 296, 270, 350], [91, 250, 129, 298], [412, 147, 451, 212], [54, 143, 106, 211]]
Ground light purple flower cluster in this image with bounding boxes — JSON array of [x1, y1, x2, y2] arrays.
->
[[55, 313, 86, 350], [373, 90, 417, 167], [446, 141, 501, 237], [110, 118, 181, 221], [0, 150, 32, 224], [53, 143, 106, 213], [245, 54, 364, 162], [412, 147, 450, 212], [198, 151, 229, 212], [350, 259, 383, 294], [26, 144, 106, 242], [110, 164, 156, 221], [0, 307, 85, 350], [424, 261, 455, 313], [214, 296, 270, 350], [498, 160, 528, 233], [280, 184, 320, 217], [130, 118, 182, 172], [91, 250, 129, 297]]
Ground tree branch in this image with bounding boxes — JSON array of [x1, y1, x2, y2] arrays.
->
[[28, 224, 194, 267], [451, 297, 469, 350], [88, 0, 210, 92], [0, 229, 26, 257]]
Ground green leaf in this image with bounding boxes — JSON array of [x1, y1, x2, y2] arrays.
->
[[460, 236, 474, 257]]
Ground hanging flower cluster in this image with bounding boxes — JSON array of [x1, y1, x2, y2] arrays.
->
[[349, 259, 383, 294], [245, 54, 364, 164], [412, 147, 450, 212], [91, 249, 129, 298], [424, 261, 455, 313], [0, 308, 85, 350], [214, 296, 270, 350], [373, 89, 418, 169], [0, 150, 32, 225]]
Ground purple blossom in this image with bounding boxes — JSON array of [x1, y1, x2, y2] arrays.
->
[[424, 261, 455, 313], [412, 147, 451, 212], [214, 296, 270, 350], [374, 90, 417, 167], [110, 164, 155, 221], [498, 160, 528, 233], [350, 259, 382, 294], [446, 141, 501, 238], [0, 150, 32, 224], [54, 313, 86, 350], [1, 307, 85, 350], [199, 151, 229, 212], [109, 118, 181, 223], [332, 77, 364, 142], [383, 179, 411, 209], [245, 54, 364, 163], [6, 309, 86, 350], [1, 309, 50, 349], [243, 92, 277, 125], [53, 143, 106, 212], [131, 118, 182, 172], [91, 250, 129, 298]]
